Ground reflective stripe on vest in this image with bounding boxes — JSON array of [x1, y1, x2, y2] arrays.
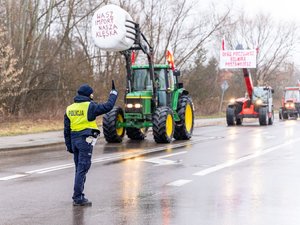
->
[[66, 102, 98, 132]]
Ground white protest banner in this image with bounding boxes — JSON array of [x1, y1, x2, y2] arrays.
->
[[220, 50, 257, 69], [91, 4, 136, 51]]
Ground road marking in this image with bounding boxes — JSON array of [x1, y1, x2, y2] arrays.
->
[[0, 137, 219, 181], [143, 151, 187, 165], [193, 138, 300, 176], [27, 163, 74, 174], [167, 179, 192, 186], [0, 174, 28, 181]]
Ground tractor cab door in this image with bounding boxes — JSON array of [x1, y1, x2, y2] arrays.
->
[[267, 88, 273, 113], [155, 68, 174, 107]]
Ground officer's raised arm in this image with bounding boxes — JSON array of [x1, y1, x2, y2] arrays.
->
[[88, 80, 118, 120]]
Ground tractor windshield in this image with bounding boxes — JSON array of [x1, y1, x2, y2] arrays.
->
[[253, 87, 268, 103], [132, 69, 152, 91], [285, 90, 300, 101], [154, 69, 167, 90]]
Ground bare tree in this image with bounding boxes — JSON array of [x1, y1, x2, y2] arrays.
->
[[0, 0, 233, 117], [219, 12, 298, 86], [0, 27, 23, 116], [138, 0, 231, 69]]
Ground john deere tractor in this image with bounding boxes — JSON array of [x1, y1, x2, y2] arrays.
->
[[102, 23, 194, 143]]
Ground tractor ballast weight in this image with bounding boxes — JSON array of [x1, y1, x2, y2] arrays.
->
[[279, 86, 300, 120], [226, 68, 274, 126], [93, 5, 194, 143]]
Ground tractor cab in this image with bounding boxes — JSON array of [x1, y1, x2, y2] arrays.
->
[[284, 89, 300, 102], [252, 87, 273, 105], [279, 87, 300, 120], [130, 64, 176, 108]]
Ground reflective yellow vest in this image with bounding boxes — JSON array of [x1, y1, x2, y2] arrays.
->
[[66, 102, 98, 132]]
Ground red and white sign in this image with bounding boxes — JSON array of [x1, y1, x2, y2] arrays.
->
[[220, 50, 257, 69]]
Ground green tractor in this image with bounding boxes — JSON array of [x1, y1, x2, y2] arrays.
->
[[102, 23, 194, 143]]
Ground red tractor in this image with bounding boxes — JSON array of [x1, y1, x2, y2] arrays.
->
[[226, 68, 274, 126], [279, 87, 300, 120]]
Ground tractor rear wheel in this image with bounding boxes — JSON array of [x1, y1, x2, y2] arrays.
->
[[236, 118, 243, 125], [152, 107, 174, 143], [279, 108, 282, 120], [268, 110, 274, 125], [126, 127, 148, 140], [174, 96, 194, 140], [259, 107, 268, 125], [283, 112, 288, 120], [103, 107, 125, 143], [226, 107, 235, 126]]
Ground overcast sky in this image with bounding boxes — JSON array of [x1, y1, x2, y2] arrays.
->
[[199, 0, 300, 65], [216, 0, 300, 22]]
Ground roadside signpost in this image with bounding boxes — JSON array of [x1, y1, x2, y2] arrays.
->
[[219, 80, 229, 112]]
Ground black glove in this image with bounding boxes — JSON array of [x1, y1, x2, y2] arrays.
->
[[110, 80, 118, 96], [92, 129, 100, 138]]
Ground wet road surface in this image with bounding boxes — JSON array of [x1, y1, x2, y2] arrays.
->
[[1, 119, 300, 225]]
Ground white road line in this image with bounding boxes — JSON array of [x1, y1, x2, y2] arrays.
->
[[193, 138, 300, 176], [27, 163, 74, 174], [0, 174, 28, 181], [0, 137, 216, 181], [143, 151, 187, 165], [167, 179, 192, 187]]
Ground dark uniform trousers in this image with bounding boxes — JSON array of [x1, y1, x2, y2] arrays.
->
[[71, 136, 93, 202]]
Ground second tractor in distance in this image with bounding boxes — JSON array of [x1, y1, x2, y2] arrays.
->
[[226, 68, 274, 126], [279, 86, 300, 120]]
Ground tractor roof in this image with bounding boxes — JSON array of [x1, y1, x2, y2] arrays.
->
[[132, 64, 170, 69]]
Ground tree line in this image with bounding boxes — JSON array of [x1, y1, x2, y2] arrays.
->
[[0, 0, 298, 119]]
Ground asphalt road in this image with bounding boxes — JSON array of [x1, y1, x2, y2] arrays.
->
[[1, 118, 300, 225]]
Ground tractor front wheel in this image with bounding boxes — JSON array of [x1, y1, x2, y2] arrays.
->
[[226, 107, 235, 126], [259, 107, 268, 125], [103, 107, 125, 143], [283, 112, 288, 120], [174, 96, 194, 140], [126, 127, 148, 140], [153, 107, 174, 143]]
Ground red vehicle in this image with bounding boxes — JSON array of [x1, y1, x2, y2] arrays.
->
[[226, 68, 274, 126], [279, 87, 300, 120]]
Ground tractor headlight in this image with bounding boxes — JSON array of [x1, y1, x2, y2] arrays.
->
[[127, 103, 133, 108], [256, 99, 263, 105], [285, 103, 295, 108], [125, 98, 143, 113], [229, 98, 235, 104], [134, 103, 142, 108]]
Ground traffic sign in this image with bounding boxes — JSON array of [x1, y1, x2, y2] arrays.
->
[[221, 80, 229, 91]]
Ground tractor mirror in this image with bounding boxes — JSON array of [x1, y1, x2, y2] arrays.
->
[[173, 69, 181, 76]]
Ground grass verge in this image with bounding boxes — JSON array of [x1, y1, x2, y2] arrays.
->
[[0, 117, 104, 136], [0, 119, 64, 136]]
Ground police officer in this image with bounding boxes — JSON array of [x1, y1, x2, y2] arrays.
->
[[64, 82, 117, 206]]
